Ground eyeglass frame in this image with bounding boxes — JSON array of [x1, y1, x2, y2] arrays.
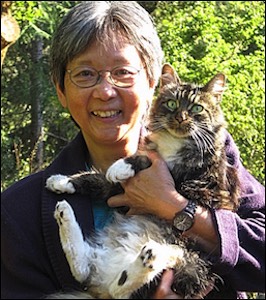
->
[[66, 65, 142, 88]]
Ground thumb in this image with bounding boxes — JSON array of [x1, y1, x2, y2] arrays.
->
[[153, 269, 183, 299], [146, 150, 162, 162], [146, 151, 168, 170]]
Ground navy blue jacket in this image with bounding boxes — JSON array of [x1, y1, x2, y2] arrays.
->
[[1, 132, 265, 299]]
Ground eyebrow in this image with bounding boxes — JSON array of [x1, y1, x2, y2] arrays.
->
[[70, 57, 137, 68]]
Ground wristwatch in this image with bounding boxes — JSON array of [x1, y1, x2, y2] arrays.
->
[[172, 200, 197, 233]]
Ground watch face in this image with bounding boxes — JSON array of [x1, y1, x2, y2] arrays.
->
[[173, 213, 194, 231]]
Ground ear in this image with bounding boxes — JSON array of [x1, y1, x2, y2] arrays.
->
[[202, 73, 226, 102], [55, 83, 67, 108], [160, 63, 181, 89]]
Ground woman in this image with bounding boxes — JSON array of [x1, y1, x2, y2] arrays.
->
[[1, 2, 264, 299]]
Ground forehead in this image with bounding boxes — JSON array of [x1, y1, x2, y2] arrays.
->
[[69, 38, 142, 69]]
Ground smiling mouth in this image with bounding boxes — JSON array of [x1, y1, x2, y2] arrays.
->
[[92, 110, 121, 118]]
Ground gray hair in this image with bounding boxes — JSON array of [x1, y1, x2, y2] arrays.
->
[[50, 1, 163, 91]]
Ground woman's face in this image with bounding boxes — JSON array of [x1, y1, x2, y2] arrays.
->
[[56, 41, 155, 147]]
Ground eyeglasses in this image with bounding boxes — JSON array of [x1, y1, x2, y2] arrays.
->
[[66, 65, 142, 88]]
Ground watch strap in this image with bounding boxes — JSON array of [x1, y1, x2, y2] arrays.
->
[[172, 200, 197, 233], [183, 200, 197, 216]]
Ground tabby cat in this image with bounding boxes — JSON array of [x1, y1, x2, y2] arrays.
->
[[46, 64, 240, 299]]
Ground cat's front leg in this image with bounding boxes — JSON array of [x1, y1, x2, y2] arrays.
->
[[106, 155, 151, 183], [46, 175, 76, 194], [54, 200, 92, 283], [106, 158, 135, 183]]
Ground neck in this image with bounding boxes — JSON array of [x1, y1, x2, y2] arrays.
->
[[83, 132, 141, 173]]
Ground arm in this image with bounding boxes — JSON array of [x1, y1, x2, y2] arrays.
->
[[152, 269, 214, 299], [1, 175, 60, 299], [107, 152, 220, 254], [209, 162, 265, 291], [1, 206, 57, 299], [1, 134, 92, 299], [209, 132, 265, 291], [108, 139, 265, 292]]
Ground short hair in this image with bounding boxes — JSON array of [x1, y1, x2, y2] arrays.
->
[[50, 1, 163, 91]]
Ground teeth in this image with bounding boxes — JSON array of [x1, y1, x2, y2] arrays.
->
[[93, 110, 120, 118]]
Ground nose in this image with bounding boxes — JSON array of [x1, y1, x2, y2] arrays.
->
[[92, 75, 117, 101], [176, 111, 188, 123]]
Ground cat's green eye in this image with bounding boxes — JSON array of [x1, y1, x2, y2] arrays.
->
[[166, 100, 178, 110], [191, 104, 203, 113]]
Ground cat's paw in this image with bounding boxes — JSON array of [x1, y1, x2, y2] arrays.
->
[[54, 200, 75, 225], [140, 245, 156, 269], [106, 158, 135, 183], [140, 241, 183, 272], [46, 175, 76, 194], [140, 240, 164, 270]]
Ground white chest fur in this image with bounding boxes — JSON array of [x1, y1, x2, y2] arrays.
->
[[148, 132, 185, 169]]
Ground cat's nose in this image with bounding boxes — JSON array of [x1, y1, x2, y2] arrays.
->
[[176, 112, 187, 123]]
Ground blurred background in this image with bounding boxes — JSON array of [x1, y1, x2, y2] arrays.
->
[[1, 1, 265, 192]]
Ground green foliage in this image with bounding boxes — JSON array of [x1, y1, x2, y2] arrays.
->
[[153, 1, 265, 184], [1, 1, 80, 190], [1, 1, 265, 191]]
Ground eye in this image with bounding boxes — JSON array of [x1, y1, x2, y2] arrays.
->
[[70, 67, 98, 87], [70, 66, 98, 82], [166, 100, 178, 110], [191, 104, 203, 113], [112, 66, 138, 78], [73, 69, 97, 78], [114, 68, 130, 77], [80, 70, 94, 77]]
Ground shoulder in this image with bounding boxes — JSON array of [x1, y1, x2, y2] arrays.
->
[[224, 130, 240, 167], [223, 130, 265, 206], [2, 171, 44, 206], [45, 131, 88, 175], [1, 171, 45, 233], [1, 132, 89, 223]]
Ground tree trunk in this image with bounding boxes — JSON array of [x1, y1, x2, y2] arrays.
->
[[1, 1, 20, 68], [29, 36, 44, 173]]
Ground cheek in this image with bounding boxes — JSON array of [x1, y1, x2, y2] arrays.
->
[[63, 91, 91, 125], [125, 91, 148, 123], [62, 76, 89, 108], [130, 82, 154, 115], [65, 85, 89, 107]]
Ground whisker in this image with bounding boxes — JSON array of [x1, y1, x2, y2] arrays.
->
[[192, 125, 216, 156], [191, 131, 204, 162]]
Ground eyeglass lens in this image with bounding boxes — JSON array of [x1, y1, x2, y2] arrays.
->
[[68, 66, 140, 88]]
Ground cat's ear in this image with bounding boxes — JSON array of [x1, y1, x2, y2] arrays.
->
[[160, 63, 181, 89], [202, 73, 226, 102]]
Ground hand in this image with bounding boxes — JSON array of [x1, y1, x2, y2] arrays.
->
[[107, 151, 219, 253], [152, 269, 213, 299], [107, 152, 188, 220], [152, 269, 184, 299]]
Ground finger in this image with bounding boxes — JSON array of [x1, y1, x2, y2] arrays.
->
[[160, 269, 174, 289], [146, 152, 169, 171], [107, 194, 128, 208], [146, 150, 162, 162], [153, 269, 183, 299]]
